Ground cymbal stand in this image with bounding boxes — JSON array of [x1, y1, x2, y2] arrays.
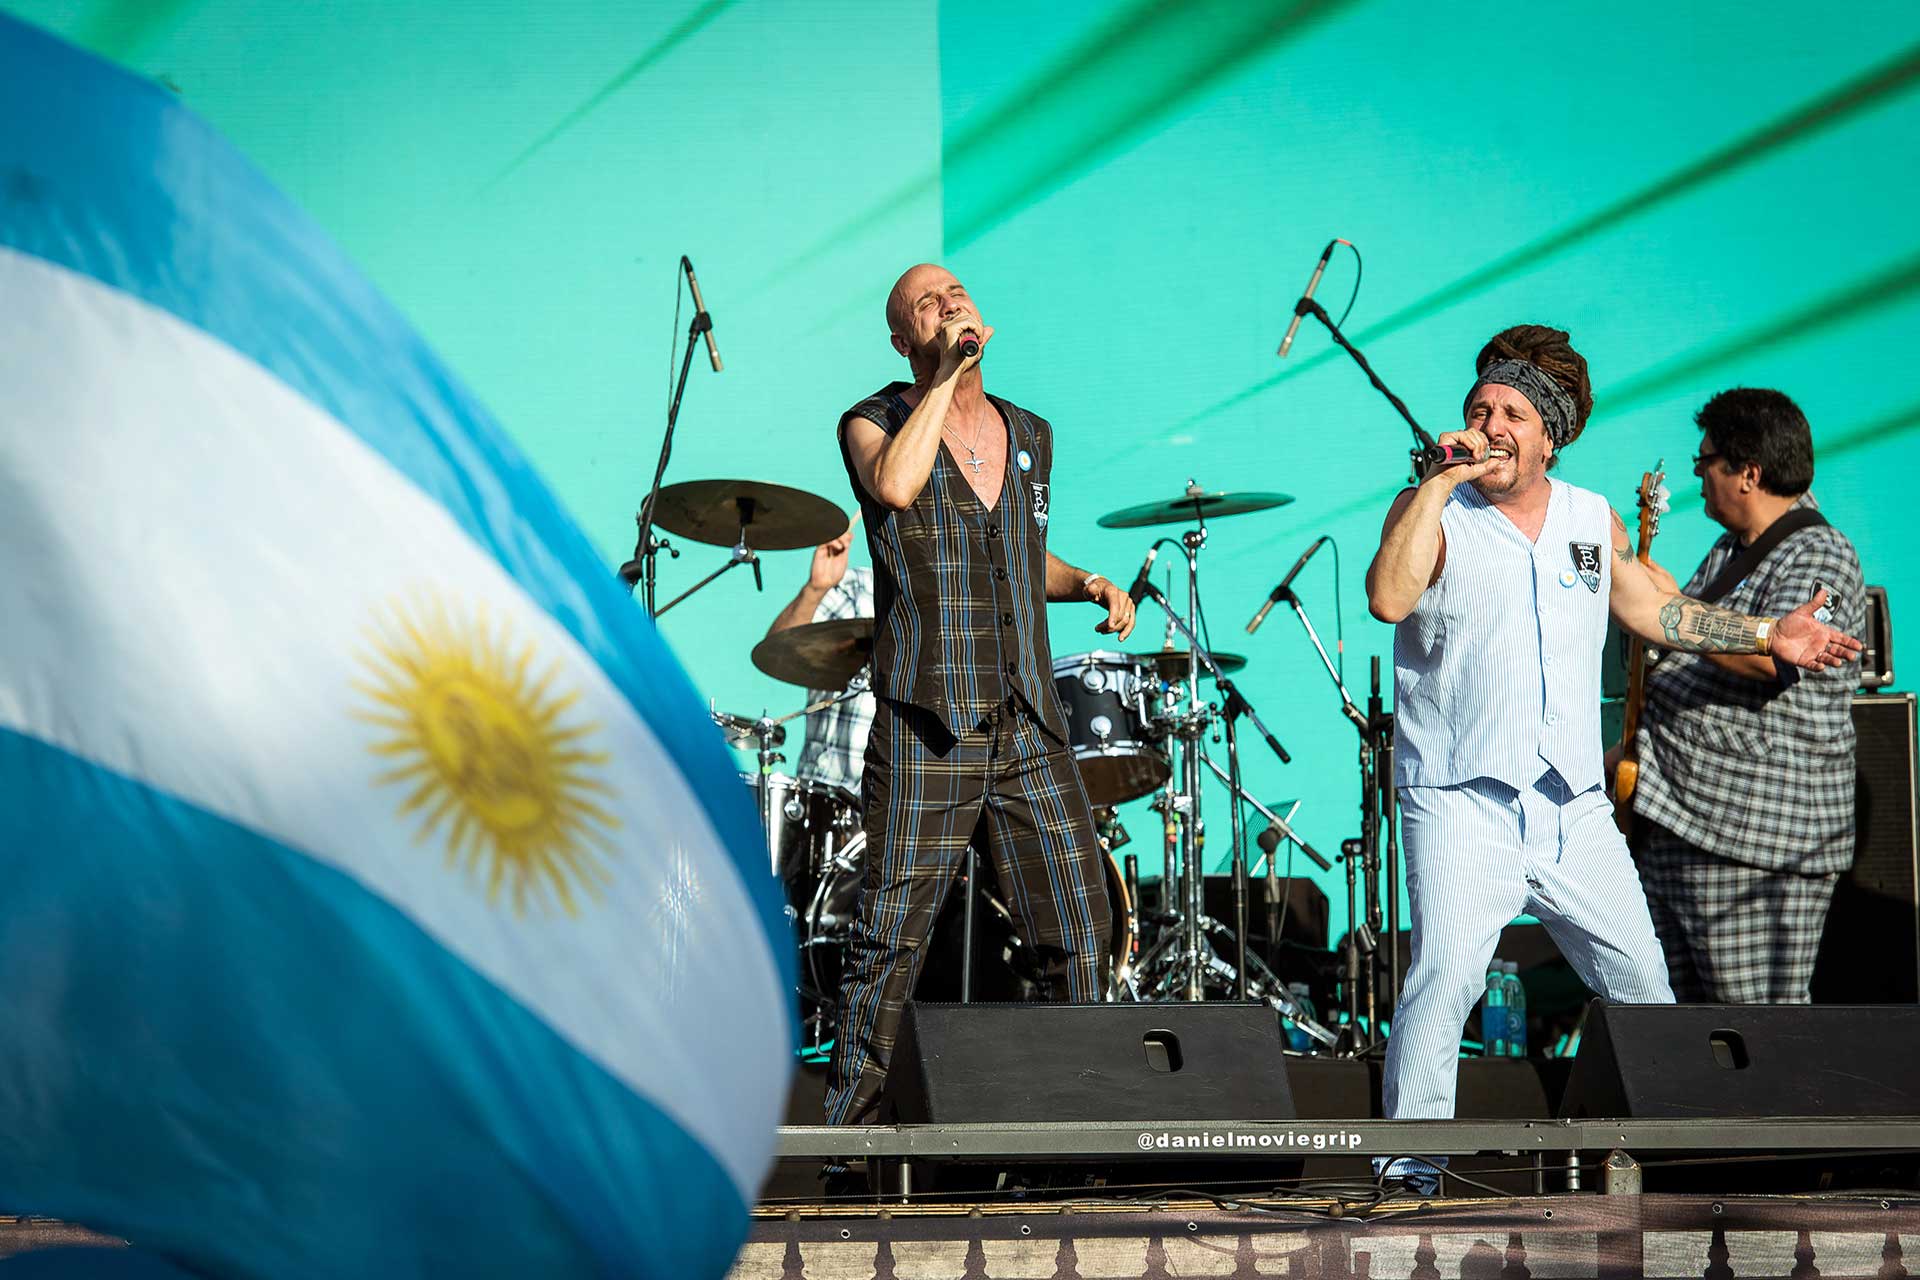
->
[[654, 499, 765, 617], [1128, 545, 1320, 1037], [711, 706, 788, 875], [621, 276, 715, 613]]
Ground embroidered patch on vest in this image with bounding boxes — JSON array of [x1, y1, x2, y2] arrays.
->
[[1030, 481, 1050, 529], [1568, 541, 1602, 593]]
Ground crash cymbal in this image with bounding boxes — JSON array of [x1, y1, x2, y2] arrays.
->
[[751, 617, 874, 690], [1096, 489, 1293, 529], [1141, 648, 1248, 680], [650, 479, 847, 551]]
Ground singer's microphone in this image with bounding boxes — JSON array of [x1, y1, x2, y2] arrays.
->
[[1245, 535, 1330, 633], [681, 255, 723, 373], [1127, 545, 1159, 605], [1277, 238, 1338, 359], [959, 331, 981, 360], [1414, 442, 1498, 470]]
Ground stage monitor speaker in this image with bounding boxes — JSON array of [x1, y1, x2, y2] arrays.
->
[[1560, 999, 1920, 1118], [1812, 691, 1919, 1003], [886, 1000, 1293, 1124]]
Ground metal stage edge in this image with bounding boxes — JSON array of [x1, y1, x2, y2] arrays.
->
[[781, 1117, 1920, 1160]]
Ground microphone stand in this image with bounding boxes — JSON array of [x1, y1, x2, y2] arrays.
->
[[620, 290, 715, 614], [1291, 296, 1438, 462], [1269, 583, 1399, 1053], [1284, 293, 1426, 1044]]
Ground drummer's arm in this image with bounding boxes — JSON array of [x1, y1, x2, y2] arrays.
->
[[1046, 552, 1137, 640], [766, 583, 828, 637]]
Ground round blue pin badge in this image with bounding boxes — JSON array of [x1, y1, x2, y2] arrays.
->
[[1558, 569, 1579, 589], [1017, 449, 1033, 473]]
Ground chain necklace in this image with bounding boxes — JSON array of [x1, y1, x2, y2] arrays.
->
[[943, 417, 989, 478]]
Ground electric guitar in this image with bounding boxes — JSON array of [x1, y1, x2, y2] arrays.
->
[[1612, 460, 1670, 834]]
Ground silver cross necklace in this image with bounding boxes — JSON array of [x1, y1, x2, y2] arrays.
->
[[944, 416, 989, 478]]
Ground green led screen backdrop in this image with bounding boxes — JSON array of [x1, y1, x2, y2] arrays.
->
[[15, 0, 1919, 936]]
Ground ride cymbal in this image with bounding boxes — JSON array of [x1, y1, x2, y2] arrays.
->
[[1096, 489, 1293, 529], [650, 479, 847, 550]]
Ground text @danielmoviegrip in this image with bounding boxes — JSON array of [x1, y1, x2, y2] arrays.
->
[[1135, 1130, 1366, 1152]]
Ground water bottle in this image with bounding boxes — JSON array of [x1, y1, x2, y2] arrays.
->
[[1282, 981, 1319, 1053], [1482, 965, 1508, 1056], [1503, 961, 1528, 1058]]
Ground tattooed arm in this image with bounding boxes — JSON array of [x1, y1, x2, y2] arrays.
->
[[1605, 508, 1862, 672]]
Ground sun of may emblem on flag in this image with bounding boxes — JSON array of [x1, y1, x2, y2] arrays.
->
[[352, 594, 620, 915]]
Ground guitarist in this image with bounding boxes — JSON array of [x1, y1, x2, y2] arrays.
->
[[1622, 388, 1865, 1004]]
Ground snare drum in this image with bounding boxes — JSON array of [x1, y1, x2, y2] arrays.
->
[[1051, 650, 1168, 806]]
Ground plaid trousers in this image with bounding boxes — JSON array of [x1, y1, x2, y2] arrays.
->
[[825, 695, 1111, 1125], [1637, 821, 1841, 1004]]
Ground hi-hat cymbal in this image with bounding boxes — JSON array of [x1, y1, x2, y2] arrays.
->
[[1141, 648, 1248, 680], [1097, 489, 1293, 529], [751, 617, 874, 690], [650, 479, 847, 551]]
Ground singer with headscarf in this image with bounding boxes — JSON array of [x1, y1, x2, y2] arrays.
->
[[1363, 324, 1861, 1190]]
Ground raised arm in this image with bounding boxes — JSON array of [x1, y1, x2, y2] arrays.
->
[[841, 315, 989, 511], [1606, 508, 1861, 672], [1366, 426, 1503, 623]]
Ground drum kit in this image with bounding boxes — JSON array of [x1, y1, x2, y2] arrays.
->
[[639, 471, 1347, 1058]]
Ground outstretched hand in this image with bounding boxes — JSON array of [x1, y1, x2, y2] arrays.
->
[[1093, 580, 1137, 641], [1770, 588, 1863, 671]]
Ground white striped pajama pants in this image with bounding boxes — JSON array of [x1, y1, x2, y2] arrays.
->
[[1384, 769, 1674, 1120]]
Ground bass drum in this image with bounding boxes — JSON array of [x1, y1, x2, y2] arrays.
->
[[1051, 650, 1168, 806]]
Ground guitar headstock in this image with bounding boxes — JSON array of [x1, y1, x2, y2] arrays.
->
[[1636, 459, 1669, 546]]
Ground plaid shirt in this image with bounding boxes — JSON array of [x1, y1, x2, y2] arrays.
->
[[839, 382, 1067, 741], [795, 565, 876, 793], [1632, 494, 1864, 874]]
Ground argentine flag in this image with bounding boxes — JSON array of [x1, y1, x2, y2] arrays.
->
[[0, 15, 791, 1278]]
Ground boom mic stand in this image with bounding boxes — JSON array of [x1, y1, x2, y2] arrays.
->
[[1279, 293, 1427, 1047], [620, 257, 717, 615]]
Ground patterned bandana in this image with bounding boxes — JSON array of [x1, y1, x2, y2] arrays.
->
[[1466, 358, 1578, 448]]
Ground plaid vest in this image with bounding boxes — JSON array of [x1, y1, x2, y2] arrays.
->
[[839, 382, 1066, 742]]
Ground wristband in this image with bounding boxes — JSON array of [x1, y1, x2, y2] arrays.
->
[[1081, 573, 1105, 601], [1755, 618, 1772, 655]]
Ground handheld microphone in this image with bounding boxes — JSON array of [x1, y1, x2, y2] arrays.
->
[[681, 255, 723, 372], [1413, 442, 1502, 470], [1246, 535, 1330, 634], [1127, 545, 1159, 605], [959, 331, 981, 360], [1277, 238, 1338, 359]]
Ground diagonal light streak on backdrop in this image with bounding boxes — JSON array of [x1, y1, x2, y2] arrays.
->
[[479, 0, 739, 194], [78, 0, 201, 60], [1235, 250, 1920, 554], [943, 0, 1354, 249], [1167, 41, 1920, 437], [743, 0, 1350, 303]]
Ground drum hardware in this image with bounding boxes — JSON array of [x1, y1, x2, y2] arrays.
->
[[1106, 492, 1328, 1047], [642, 479, 848, 618]]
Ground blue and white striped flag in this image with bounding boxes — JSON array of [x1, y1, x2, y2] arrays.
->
[[0, 15, 792, 1278]]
